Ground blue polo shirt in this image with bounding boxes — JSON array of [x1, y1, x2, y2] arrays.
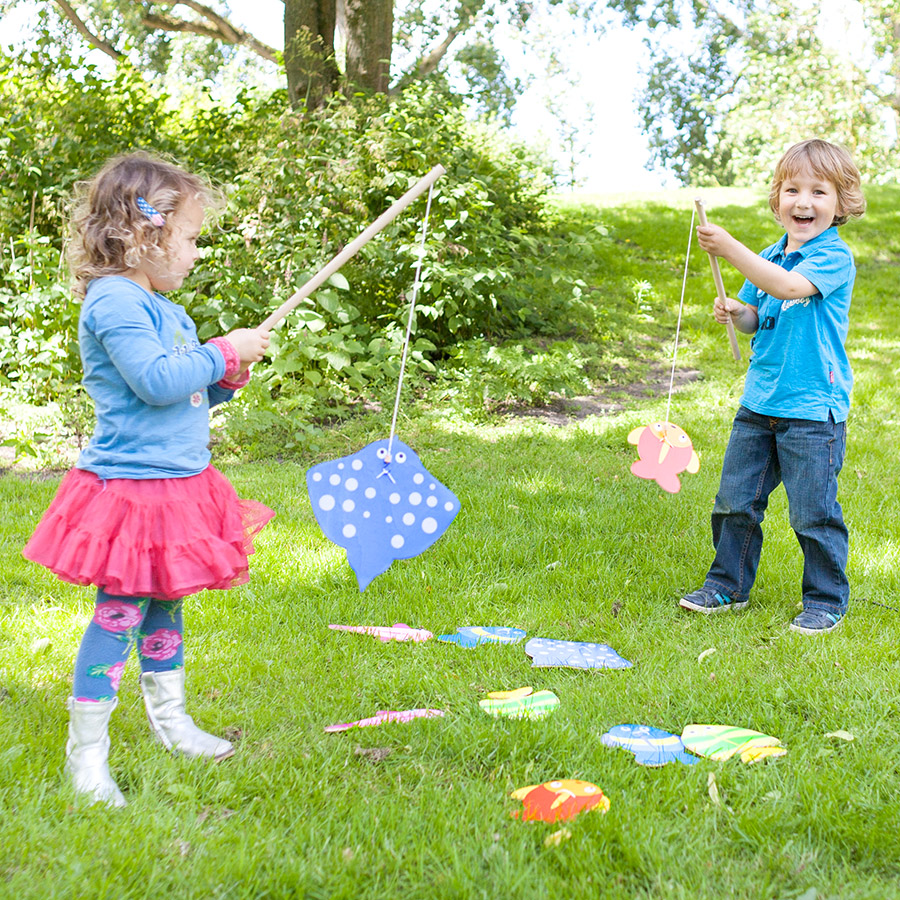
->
[[738, 227, 855, 422], [77, 276, 232, 479]]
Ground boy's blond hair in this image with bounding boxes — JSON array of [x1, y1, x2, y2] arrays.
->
[[68, 152, 216, 297], [768, 139, 866, 227]]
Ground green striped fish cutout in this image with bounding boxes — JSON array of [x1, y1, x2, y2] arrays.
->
[[479, 687, 560, 719], [681, 724, 786, 763]]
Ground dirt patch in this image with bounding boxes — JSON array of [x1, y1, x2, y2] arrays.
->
[[509, 364, 702, 426]]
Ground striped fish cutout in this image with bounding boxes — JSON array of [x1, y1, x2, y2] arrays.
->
[[681, 724, 787, 763], [479, 686, 559, 719]]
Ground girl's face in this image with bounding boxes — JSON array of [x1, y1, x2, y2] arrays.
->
[[126, 198, 204, 294], [775, 164, 841, 252]]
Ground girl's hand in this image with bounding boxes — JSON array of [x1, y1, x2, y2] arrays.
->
[[225, 328, 270, 369]]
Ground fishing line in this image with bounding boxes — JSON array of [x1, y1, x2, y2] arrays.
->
[[386, 182, 435, 461], [665, 207, 696, 426]]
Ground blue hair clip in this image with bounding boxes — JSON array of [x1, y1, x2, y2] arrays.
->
[[136, 196, 165, 227]]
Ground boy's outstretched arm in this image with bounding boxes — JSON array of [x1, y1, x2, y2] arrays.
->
[[697, 224, 816, 301]]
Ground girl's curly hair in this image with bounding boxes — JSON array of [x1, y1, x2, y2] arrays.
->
[[769, 139, 866, 227], [68, 152, 218, 296]]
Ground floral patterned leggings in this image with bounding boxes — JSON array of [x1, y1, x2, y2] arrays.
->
[[73, 588, 185, 701]]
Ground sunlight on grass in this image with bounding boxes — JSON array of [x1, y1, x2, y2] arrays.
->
[[4, 188, 900, 899]]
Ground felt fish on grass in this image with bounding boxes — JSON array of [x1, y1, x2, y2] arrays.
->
[[437, 626, 526, 648], [601, 724, 699, 767], [328, 623, 433, 642], [524, 638, 632, 670], [510, 779, 610, 822], [307, 438, 459, 590], [324, 708, 444, 733], [681, 724, 787, 763], [627, 421, 699, 494], [479, 687, 560, 719]]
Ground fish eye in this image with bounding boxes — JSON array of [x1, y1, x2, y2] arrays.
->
[[376, 448, 387, 459], [395, 452, 406, 463]]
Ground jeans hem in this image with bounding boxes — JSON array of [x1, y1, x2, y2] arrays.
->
[[704, 579, 749, 603]]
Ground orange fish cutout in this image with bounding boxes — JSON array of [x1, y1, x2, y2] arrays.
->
[[627, 421, 699, 493], [510, 779, 610, 822]]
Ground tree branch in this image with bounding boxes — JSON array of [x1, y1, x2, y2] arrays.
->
[[140, 0, 279, 63], [52, 0, 124, 60], [415, 28, 461, 78], [396, 0, 487, 85]]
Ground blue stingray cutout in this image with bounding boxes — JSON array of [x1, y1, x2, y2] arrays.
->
[[524, 638, 632, 669], [307, 438, 460, 591], [601, 724, 699, 766], [437, 626, 527, 648]]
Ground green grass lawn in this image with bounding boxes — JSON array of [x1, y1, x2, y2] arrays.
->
[[2, 187, 900, 899]]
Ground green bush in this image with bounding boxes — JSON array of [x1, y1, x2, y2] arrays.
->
[[1, 49, 621, 451], [434, 337, 598, 417]]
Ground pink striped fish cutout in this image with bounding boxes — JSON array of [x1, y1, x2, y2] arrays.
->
[[325, 708, 445, 733], [328, 623, 433, 642]]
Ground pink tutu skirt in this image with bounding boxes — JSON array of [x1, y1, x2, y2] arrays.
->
[[23, 466, 274, 600]]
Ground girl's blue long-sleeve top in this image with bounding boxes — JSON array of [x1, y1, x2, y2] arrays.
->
[[76, 276, 232, 479]]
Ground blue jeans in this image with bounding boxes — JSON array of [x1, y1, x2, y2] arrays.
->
[[704, 406, 849, 614]]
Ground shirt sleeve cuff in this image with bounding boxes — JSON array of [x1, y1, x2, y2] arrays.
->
[[206, 336, 242, 379], [218, 368, 251, 390]]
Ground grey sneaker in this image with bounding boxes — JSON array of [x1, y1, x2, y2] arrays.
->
[[789, 608, 843, 635], [680, 586, 748, 614]]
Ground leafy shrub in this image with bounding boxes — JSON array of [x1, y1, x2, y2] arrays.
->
[[0, 49, 616, 441], [433, 337, 598, 417]]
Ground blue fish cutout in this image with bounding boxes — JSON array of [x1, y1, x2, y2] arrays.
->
[[307, 438, 460, 590], [437, 626, 526, 648], [601, 724, 699, 766], [524, 638, 632, 670]]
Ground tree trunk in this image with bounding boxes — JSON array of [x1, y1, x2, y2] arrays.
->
[[339, 0, 393, 94], [284, 0, 340, 108]]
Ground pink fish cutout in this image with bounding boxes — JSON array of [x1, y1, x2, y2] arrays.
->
[[324, 708, 444, 733], [328, 623, 433, 642], [627, 421, 699, 493]]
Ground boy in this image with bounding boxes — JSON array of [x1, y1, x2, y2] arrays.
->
[[681, 139, 866, 634]]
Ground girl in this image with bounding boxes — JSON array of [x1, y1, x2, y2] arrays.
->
[[23, 152, 273, 807]]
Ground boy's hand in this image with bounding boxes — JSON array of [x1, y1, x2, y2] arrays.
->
[[697, 223, 738, 257], [713, 295, 759, 334], [225, 328, 271, 369], [713, 295, 743, 325]]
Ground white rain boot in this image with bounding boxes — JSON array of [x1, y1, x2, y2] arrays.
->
[[65, 697, 127, 808], [141, 669, 234, 761]]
